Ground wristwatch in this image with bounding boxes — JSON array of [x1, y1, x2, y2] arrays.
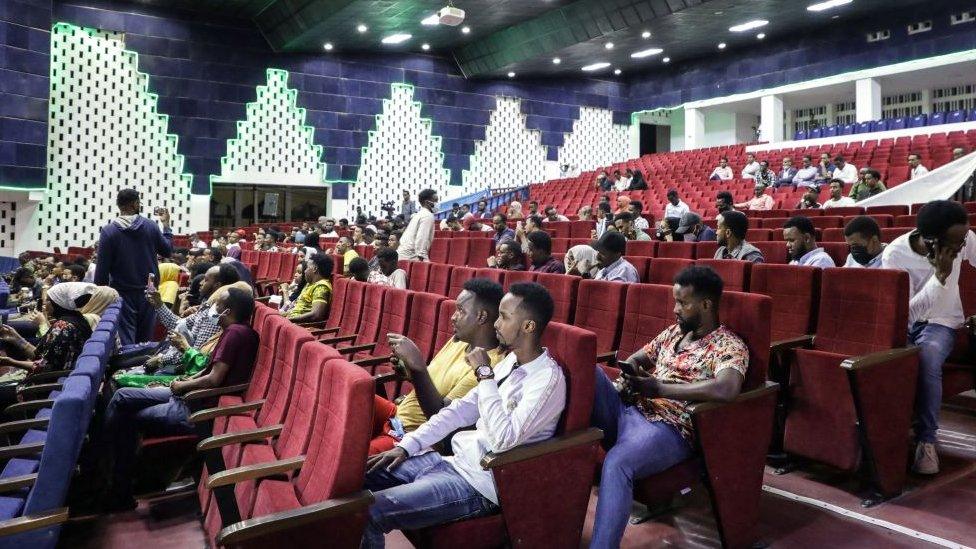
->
[[475, 365, 494, 381]]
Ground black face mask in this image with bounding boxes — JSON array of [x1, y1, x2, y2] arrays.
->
[[849, 245, 878, 266]]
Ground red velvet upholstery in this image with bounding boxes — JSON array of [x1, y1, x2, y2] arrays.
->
[[364, 288, 413, 363], [810, 216, 843, 229], [696, 259, 752, 292], [468, 238, 493, 266], [335, 280, 367, 335], [570, 220, 593, 239], [617, 284, 673, 359], [624, 256, 651, 283], [749, 264, 820, 341], [820, 242, 850, 267], [821, 206, 863, 217], [434, 300, 456, 350], [865, 204, 909, 216], [647, 258, 693, 285], [429, 239, 449, 264], [550, 237, 570, 253], [502, 270, 538, 290], [324, 277, 351, 331], [408, 261, 432, 292], [745, 228, 772, 242], [881, 227, 911, 243], [446, 239, 470, 266], [340, 285, 387, 358], [534, 272, 579, 324], [573, 280, 627, 354], [407, 292, 447, 362], [821, 228, 844, 242], [751, 241, 789, 264], [694, 241, 719, 259], [447, 267, 476, 299], [655, 241, 696, 259], [425, 263, 453, 296], [625, 240, 655, 257], [815, 269, 909, 355], [473, 268, 504, 284]]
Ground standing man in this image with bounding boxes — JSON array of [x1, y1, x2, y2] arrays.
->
[[398, 189, 438, 261], [95, 189, 172, 345], [401, 190, 418, 223]]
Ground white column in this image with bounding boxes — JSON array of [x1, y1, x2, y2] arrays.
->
[[684, 108, 705, 150], [760, 95, 784, 143], [628, 121, 641, 159], [188, 193, 211, 233], [855, 78, 882, 122]]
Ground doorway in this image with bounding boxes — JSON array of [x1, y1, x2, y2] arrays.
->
[[210, 184, 329, 228]]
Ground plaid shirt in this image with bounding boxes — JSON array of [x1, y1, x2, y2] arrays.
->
[[155, 305, 221, 368]]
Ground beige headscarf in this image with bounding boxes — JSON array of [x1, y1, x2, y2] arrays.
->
[[566, 244, 599, 278], [80, 286, 119, 329]]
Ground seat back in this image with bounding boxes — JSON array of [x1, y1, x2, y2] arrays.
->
[[573, 280, 627, 354], [274, 343, 342, 458], [749, 264, 820, 341], [407, 261, 432, 292], [429, 239, 449, 264], [821, 228, 844, 242], [696, 259, 752, 291], [372, 288, 413, 357], [325, 277, 351, 329], [245, 314, 290, 401], [468, 238, 493, 266], [434, 300, 457, 350], [534, 272, 579, 324], [426, 263, 453, 296], [257, 323, 315, 426], [647, 258, 694, 285], [820, 242, 850, 266], [694, 241, 719, 259], [541, 322, 597, 433], [502, 270, 538, 290], [406, 292, 447, 361], [446, 239, 470, 266], [720, 291, 773, 390], [351, 285, 387, 350], [255, 252, 273, 279], [625, 240, 656, 257], [656, 241, 696, 259], [448, 267, 476, 299], [751, 241, 789, 264], [814, 269, 909, 355], [570, 220, 593, 239], [338, 280, 368, 333], [618, 284, 675, 359], [474, 268, 504, 284]]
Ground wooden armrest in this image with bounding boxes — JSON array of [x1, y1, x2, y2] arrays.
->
[[0, 442, 45, 460], [207, 456, 304, 489], [595, 351, 618, 365], [5, 400, 54, 418], [197, 424, 283, 452], [0, 507, 68, 537], [319, 333, 357, 345], [18, 383, 62, 399], [189, 400, 266, 423], [841, 346, 920, 371], [688, 381, 780, 415], [216, 490, 373, 547], [480, 428, 603, 469], [374, 371, 401, 386], [22, 370, 71, 384], [0, 473, 36, 493], [295, 320, 326, 328], [354, 355, 393, 368], [769, 334, 815, 355], [309, 326, 341, 336], [255, 296, 273, 303], [0, 418, 49, 435], [337, 342, 375, 356], [182, 383, 250, 401]]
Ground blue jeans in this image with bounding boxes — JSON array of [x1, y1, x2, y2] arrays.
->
[[102, 387, 194, 501], [362, 452, 498, 548], [908, 321, 956, 443], [589, 367, 691, 549], [117, 289, 157, 346]]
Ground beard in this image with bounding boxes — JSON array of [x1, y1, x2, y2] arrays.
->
[[788, 245, 808, 261], [677, 314, 700, 334]]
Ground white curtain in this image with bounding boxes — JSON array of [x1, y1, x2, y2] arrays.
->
[[858, 152, 976, 207]]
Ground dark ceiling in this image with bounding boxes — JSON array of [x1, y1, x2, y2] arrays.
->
[[126, 0, 942, 78]]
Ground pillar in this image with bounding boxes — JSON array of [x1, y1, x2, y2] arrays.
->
[[760, 95, 784, 143], [856, 78, 882, 123], [684, 108, 706, 150]]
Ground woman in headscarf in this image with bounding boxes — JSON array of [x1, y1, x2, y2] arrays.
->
[[614, 195, 631, 215], [157, 262, 181, 308], [80, 285, 120, 330], [507, 201, 524, 220], [565, 244, 599, 278]]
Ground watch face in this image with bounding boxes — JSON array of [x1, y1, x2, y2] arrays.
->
[[477, 365, 493, 378]]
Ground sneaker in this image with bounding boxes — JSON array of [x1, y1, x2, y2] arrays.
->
[[913, 442, 939, 475]]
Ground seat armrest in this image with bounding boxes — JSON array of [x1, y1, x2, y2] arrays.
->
[[595, 351, 618, 365], [338, 342, 375, 356], [373, 371, 402, 386], [295, 320, 326, 328], [216, 490, 373, 547], [480, 428, 603, 469], [0, 474, 36, 493], [841, 346, 920, 371], [769, 334, 815, 355], [188, 399, 266, 423], [0, 418, 49, 435], [0, 442, 45, 460], [206, 455, 305, 489], [18, 383, 62, 400], [354, 355, 393, 368], [22, 370, 71, 384], [319, 333, 357, 345], [309, 326, 341, 336], [255, 296, 273, 303], [0, 507, 68, 537], [197, 424, 284, 452], [182, 383, 250, 402], [5, 400, 54, 418], [688, 381, 780, 415]]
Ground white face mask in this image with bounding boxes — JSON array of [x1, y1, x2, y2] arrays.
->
[[207, 304, 222, 321]]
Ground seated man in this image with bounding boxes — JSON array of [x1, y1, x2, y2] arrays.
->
[[347, 257, 371, 282], [773, 157, 798, 189], [369, 279, 506, 455], [821, 179, 857, 209], [590, 265, 748, 547], [715, 191, 736, 215], [487, 240, 526, 271], [285, 254, 334, 323], [673, 212, 716, 243], [363, 283, 566, 548], [849, 168, 886, 201], [544, 206, 570, 223], [614, 212, 652, 241], [627, 201, 651, 231], [593, 232, 640, 283], [795, 191, 822, 210], [714, 211, 764, 263], [783, 216, 835, 268], [526, 231, 566, 274], [792, 155, 819, 190], [843, 216, 886, 268], [709, 157, 733, 181], [331, 236, 359, 274], [734, 184, 774, 211], [101, 288, 259, 510], [741, 153, 760, 179], [369, 248, 408, 289]]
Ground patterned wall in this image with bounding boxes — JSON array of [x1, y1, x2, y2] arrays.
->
[[212, 68, 327, 188], [0, 202, 16, 256], [0, 0, 51, 190], [558, 107, 630, 172], [24, 23, 192, 251], [463, 98, 549, 193]]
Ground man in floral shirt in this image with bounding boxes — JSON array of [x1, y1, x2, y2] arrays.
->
[[589, 265, 748, 548]]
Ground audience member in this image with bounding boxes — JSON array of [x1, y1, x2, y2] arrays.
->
[[507, 201, 524, 220], [821, 179, 857, 208], [614, 212, 652, 241], [401, 190, 417, 223], [843, 216, 885, 268], [628, 200, 650, 231], [285, 254, 334, 323], [783, 216, 835, 267], [734, 184, 775, 211], [617, 170, 632, 192], [882, 201, 976, 475], [526, 232, 566, 274], [593, 232, 640, 283], [491, 214, 516, 248], [674, 212, 716, 242], [589, 265, 748, 547], [527, 201, 540, 216], [516, 215, 544, 254], [792, 155, 819, 190], [664, 190, 690, 221], [565, 244, 599, 278], [715, 191, 735, 215], [909, 153, 929, 179], [544, 206, 570, 223], [741, 153, 760, 179], [65, 264, 87, 282], [487, 241, 526, 271], [156, 263, 181, 308], [815, 152, 835, 184], [754, 160, 775, 187], [709, 157, 733, 181], [348, 257, 371, 282], [398, 189, 438, 261], [577, 205, 593, 221], [795, 191, 822, 210], [363, 283, 565, 547], [714, 211, 764, 263], [333, 236, 359, 274], [369, 248, 408, 289], [832, 156, 858, 184], [774, 157, 798, 189], [615, 195, 631, 215], [596, 170, 612, 191], [472, 199, 490, 219], [594, 202, 613, 239], [627, 170, 648, 191], [850, 168, 886, 201]]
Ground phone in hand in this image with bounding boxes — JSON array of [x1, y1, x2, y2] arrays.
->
[[923, 237, 939, 260], [617, 360, 641, 377]]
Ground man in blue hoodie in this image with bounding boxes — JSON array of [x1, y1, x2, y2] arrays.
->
[[95, 189, 173, 345]]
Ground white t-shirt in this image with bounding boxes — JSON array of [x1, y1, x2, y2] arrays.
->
[[664, 200, 690, 220], [822, 196, 857, 209], [911, 165, 929, 179], [833, 163, 858, 184], [741, 161, 760, 179]]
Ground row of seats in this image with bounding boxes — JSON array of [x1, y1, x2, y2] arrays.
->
[[794, 112, 976, 140]]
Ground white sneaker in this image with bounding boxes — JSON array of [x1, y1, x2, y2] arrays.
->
[[913, 442, 939, 475]]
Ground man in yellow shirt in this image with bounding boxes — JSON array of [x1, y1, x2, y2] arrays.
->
[[285, 254, 334, 323], [332, 236, 359, 275], [369, 278, 505, 454]]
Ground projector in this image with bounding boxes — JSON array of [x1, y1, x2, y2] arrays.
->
[[439, 6, 465, 26]]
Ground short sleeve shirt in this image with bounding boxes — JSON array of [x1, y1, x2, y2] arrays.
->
[[209, 323, 260, 386], [287, 279, 332, 318], [638, 324, 748, 440]]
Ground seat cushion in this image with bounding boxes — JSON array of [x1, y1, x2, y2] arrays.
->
[[251, 479, 300, 518], [234, 444, 280, 518], [0, 495, 25, 520], [405, 515, 507, 549], [1, 458, 39, 478]]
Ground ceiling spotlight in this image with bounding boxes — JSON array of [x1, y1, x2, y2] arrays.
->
[[807, 0, 853, 11], [631, 47, 663, 58], [421, 43, 430, 51], [757, 33, 766, 39], [581, 62, 611, 72], [552, 57, 561, 64], [605, 42, 614, 49], [421, 14, 440, 25], [357, 24, 368, 33], [614, 68, 622, 75], [381, 33, 412, 44], [507, 71, 516, 78], [323, 42, 333, 51], [718, 42, 727, 49], [642, 30, 651, 39], [663, 57, 671, 63], [729, 19, 768, 32], [461, 26, 471, 34]]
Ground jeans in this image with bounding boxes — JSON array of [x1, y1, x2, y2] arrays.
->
[[908, 321, 956, 443], [102, 387, 194, 502], [362, 452, 498, 548], [589, 367, 691, 549], [117, 289, 157, 346]]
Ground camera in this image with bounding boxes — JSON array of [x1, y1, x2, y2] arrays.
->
[[380, 201, 396, 216]]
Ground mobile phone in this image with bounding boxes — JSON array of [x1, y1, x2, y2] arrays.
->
[[617, 360, 640, 377], [923, 237, 938, 259]]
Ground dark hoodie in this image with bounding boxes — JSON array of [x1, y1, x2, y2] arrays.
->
[[94, 215, 173, 292]]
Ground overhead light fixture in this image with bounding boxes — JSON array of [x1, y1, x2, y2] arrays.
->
[[757, 33, 766, 39], [552, 57, 561, 64], [613, 68, 622, 75], [641, 30, 651, 39], [507, 71, 516, 78], [421, 43, 430, 50], [605, 42, 614, 49], [718, 42, 727, 49], [581, 62, 611, 72], [807, 0, 853, 12], [381, 33, 412, 44], [631, 47, 663, 58], [663, 56, 671, 63], [357, 24, 368, 33], [421, 14, 440, 25], [461, 26, 471, 34], [323, 42, 333, 51], [729, 19, 768, 32]]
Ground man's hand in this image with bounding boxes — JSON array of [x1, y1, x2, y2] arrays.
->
[[0, 325, 23, 346], [366, 447, 408, 474], [929, 241, 958, 285], [486, 256, 498, 268], [146, 290, 163, 309], [169, 379, 187, 395], [622, 372, 660, 399], [465, 346, 492, 373], [157, 207, 171, 227], [388, 334, 424, 372], [167, 331, 190, 352], [183, 305, 200, 317]]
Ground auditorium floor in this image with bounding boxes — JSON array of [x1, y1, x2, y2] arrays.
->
[[63, 402, 976, 548]]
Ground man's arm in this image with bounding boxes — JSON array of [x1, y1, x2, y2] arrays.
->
[[477, 367, 565, 453], [171, 360, 230, 395], [94, 229, 112, 286], [397, 388, 481, 455], [288, 300, 328, 323], [631, 368, 743, 403], [153, 211, 173, 257]]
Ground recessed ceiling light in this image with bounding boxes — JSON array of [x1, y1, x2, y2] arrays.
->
[[718, 42, 727, 49], [552, 57, 561, 64], [631, 47, 664, 58], [757, 33, 766, 39], [641, 30, 651, 39], [323, 42, 333, 51], [832, 14, 840, 19], [461, 26, 471, 34], [421, 14, 440, 25], [663, 56, 671, 63], [381, 33, 412, 44], [581, 62, 611, 72], [507, 71, 516, 78], [729, 20, 768, 32], [605, 42, 614, 49], [614, 68, 622, 75], [357, 24, 368, 33], [807, 0, 853, 12], [421, 43, 430, 51], [714, 10, 724, 15]]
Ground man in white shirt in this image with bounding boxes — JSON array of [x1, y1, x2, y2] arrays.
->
[[832, 156, 858, 184], [368, 248, 408, 289], [544, 206, 570, 223], [842, 216, 885, 268], [792, 155, 820, 190], [783, 216, 835, 268], [909, 153, 929, 179], [664, 190, 690, 221], [709, 157, 733, 181], [362, 283, 566, 548], [397, 189, 437, 261], [821, 179, 857, 209], [881, 201, 976, 475], [628, 200, 650, 231], [741, 153, 760, 179]]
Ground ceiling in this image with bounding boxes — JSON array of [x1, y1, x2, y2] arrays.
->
[[126, 0, 946, 78]]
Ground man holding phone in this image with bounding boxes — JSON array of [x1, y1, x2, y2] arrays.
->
[[882, 200, 976, 475]]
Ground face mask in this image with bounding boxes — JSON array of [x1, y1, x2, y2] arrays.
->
[[207, 304, 222, 321], [850, 245, 878, 266]]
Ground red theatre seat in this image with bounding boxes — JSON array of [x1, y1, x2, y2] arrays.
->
[[534, 272, 580, 324], [333, 285, 388, 361], [647, 258, 694, 285], [573, 279, 627, 358], [749, 264, 820, 342], [425, 263, 454, 296], [625, 240, 656, 257], [696, 259, 752, 291], [502, 270, 538, 290], [434, 299, 457, 350], [446, 239, 471, 266], [820, 242, 849, 266], [655, 241, 696, 259], [429, 239, 449, 264], [751, 241, 789, 264], [694, 241, 719, 259], [468, 239, 494, 267], [447, 267, 477, 299], [407, 261, 432, 292], [474, 267, 504, 285]]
